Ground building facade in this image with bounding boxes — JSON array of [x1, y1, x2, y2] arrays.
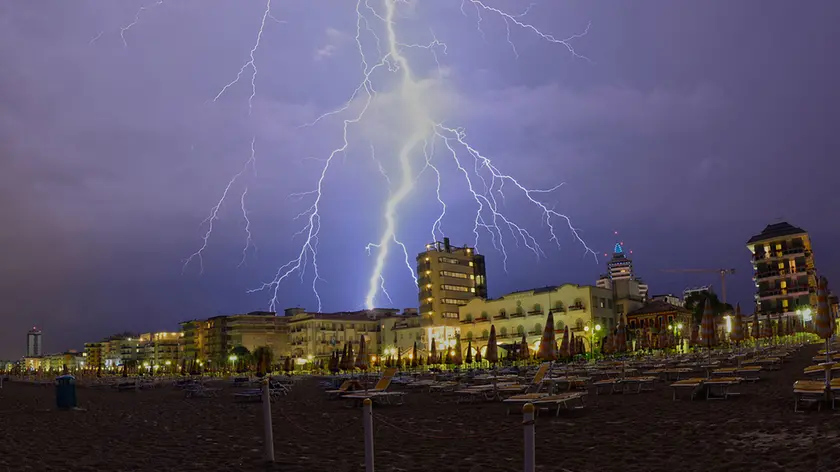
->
[[454, 284, 618, 356], [596, 243, 649, 302], [180, 311, 288, 368], [747, 222, 817, 316], [626, 300, 693, 333], [417, 237, 487, 326], [26, 328, 42, 357]]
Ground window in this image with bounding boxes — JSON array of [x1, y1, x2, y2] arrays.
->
[[617, 303, 624, 314], [440, 270, 468, 279], [782, 299, 789, 308], [482, 329, 489, 338], [599, 298, 606, 308], [533, 303, 542, 312], [439, 257, 461, 265], [516, 325, 525, 335], [441, 298, 469, 306], [480, 311, 489, 319], [465, 331, 473, 340], [464, 313, 473, 321], [534, 323, 542, 334], [555, 319, 565, 330], [499, 309, 507, 317], [500, 327, 508, 336], [441, 312, 459, 319], [441, 284, 470, 292]]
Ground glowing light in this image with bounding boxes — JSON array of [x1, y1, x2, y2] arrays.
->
[[110, 1, 594, 313]]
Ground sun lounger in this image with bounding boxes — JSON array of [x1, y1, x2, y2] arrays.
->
[[342, 391, 406, 406], [804, 363, 840, 377], [427, 381, 459, 393], [711, 368, 738, 377], [503, 391, 587, 416], [325, 380, 358, 399], [593, 378, 620, 395], [670, 378, 705, 400], [233, 383, 286, 402], [618, 376, 657, 394], [735, 366, 762, 382], [185, 384, 220, 398], [454, 382, 518, 402], [794, 380, 827, 412], [704, 377, 742, 400]]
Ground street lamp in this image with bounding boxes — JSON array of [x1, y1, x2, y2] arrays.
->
[[229, 354, 237, 373], [582, 323, 602, 359]]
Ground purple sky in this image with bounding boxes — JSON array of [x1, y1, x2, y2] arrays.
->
[[1, 1, 838, 358]]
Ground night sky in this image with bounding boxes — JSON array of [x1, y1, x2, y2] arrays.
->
[[1, 1, 838, 359]]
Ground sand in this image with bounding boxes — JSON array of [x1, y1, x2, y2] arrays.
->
[[3, 344, 840, 472]]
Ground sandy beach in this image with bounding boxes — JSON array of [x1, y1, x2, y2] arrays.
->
[[3, 344, 840, 471]]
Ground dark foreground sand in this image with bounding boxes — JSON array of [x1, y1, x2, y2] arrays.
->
[[3, 344, 840, 472]]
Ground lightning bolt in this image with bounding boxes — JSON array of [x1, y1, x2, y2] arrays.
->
[[107, 0, 594, 314], [238, 188, 256, 268], [120, 0, 164, 48], [183, 136, 256, 274]]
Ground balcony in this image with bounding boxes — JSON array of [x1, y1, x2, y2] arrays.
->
[[568, 304, 585, 311], [527, 309, 543, 316], [493, 314, 507, 320], [510, 312, 525, 318], [752, 247, 809, 261], [754, 268, 808, 281], [757, 286, 811, 300]]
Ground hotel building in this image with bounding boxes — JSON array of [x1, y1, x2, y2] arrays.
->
[[180, 311, 287, 368], [596, 243, 649, 301], [747, 222, 817, 316], [26, 328, 42, 357], [417, 237, 487, 326]]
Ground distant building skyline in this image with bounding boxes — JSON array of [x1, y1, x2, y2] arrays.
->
[[26, 328, 42, 358]]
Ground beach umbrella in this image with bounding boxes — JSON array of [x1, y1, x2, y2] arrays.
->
[[761, 316, 773, 341], [486, 325, 499, 365], [752, 312, 760, 340], [430, 339, 438, 365], [689, 324, 700, 348], [465, 341, 473, 364], [615, 314, 628, 354], [730, 304, 745, 345], [475, 349, 482, 364], [283, 356, 292, 373], [569, 330, 577, 357], [355, 335, 369, 371], [700, 299, 717, 368], [559, 327, 570, 359], [537, 312, 558, 361], [815, 276, 834, 351], [519, 334, 530, 362], [453, 336, 463, 365], [346, 341, 356, 370], [411, 342, 419, 368]]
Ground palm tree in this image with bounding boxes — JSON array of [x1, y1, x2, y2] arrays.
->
[[685, 291, 734, 325], [252, 346, 274, 377], [229, 346, 251, 373]]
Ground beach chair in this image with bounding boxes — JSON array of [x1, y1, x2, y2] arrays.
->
[[496, 363, 551, 396], [593, 378, 620, 395], [342, 391, 406, 406], [735, 366, 762, 382], [617, 376, 657, 394], [361, 368, 398, 393], [670, 378, 705, 400], [454, 382, 518, 403], [793, 380, 826, 412], [704, 377, 742, 400], [325, 380, 356, 399], [185, 384, 220, 398], [503, 391, 587, 416], [233, 381, 286, 402]]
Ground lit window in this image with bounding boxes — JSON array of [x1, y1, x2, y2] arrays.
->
[[782, 299, 789, 308], [469, 261, 474, 267]]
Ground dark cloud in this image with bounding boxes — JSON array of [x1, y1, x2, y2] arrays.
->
[[1, 0, 838, 358]]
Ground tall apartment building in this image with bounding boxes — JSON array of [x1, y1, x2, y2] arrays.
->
[[26, 328, 42, 357], [416, 237, 487, 326], [747, 222, 817, 316], [596, 242, 648, 307], [180, 311, 288, 367]]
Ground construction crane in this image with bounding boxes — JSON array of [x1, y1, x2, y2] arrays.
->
[[660, 268, 736, 304]]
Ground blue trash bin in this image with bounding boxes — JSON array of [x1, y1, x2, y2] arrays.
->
[[55, 375, 77, 410]]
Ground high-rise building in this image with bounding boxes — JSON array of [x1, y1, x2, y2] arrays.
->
[[747, 221, 817, 316], [416, 237, 487, 326], [26, 328, 42, 357], [596, 242, 649, 302]]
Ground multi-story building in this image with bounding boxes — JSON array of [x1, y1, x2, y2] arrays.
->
[[137, 331, 183, 373], [434, 284, 618, 358], [83, 342, 104, 371], [100, 334, 141, 369], [26, 328, 42, 357], [683, 285, 713, 301], [417, 237, 487, 326], [24, 351, 84, 372], [284, 308, 406, 364], [180, 311, 288, 368], [650, 294, 684, 307], [747, 222, 817, 316], [596, 243, 649, 301], [626, 300, 693, 332]]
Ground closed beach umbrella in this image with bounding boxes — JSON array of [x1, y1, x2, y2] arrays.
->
[[761, 316, 773, 340], [519, 334, 530, 361], [411, 342, 419, 368], [730, 304, 745, 345], [465, 341, 473, 364], [283, 356, 292, 373], [537, 312, 558, 361], [569, 330, 577, 357], [752, 312, 760, 339], [815, 276, 833, 340], [559, 327, 570, 359], [475, 349, 482, 364], [430, 339, 437, 365], [346, 341, 355, 370], [355, 335, 368, 371], [701, 299, 717, 348], [615, 315, 628, 354], [453, 336, 463, 365], [486, 325, 499, 365]]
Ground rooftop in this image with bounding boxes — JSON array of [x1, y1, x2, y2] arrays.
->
[[627, 300, 691, 317], [747, 222, 807, 245]]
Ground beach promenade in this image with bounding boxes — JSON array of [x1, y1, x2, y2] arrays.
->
[[2, 344, 840, 471]]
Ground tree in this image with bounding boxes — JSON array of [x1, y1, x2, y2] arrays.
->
[[229, 345, 252, 373], [684, 291, 734, 324], [252, 346, 274, 377]]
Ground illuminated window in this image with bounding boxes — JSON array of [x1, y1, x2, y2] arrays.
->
[[781, 281, 787, 289], [782, 299, 789, 308], [469, 261, 474, 267], [440, 270, 468, 279], [441, 298, 469, 306], [441, 284, 470, 292], [441, 312, 459, 319], [439, 257, 461, 265], [778, 262, 784, 270], [775, 243, 782, 250]]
